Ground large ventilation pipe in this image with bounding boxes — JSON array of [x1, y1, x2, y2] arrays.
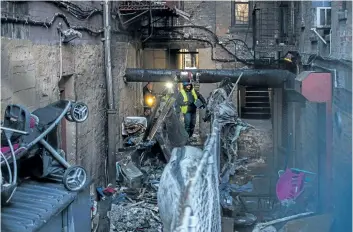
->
[[124, 68, 296, 88]]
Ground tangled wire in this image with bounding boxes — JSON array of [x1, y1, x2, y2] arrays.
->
[[50, 1, 102, 20]]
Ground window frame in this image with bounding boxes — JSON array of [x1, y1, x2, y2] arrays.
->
[[316, 7, 332, 28], [231, 0, 251, 27]]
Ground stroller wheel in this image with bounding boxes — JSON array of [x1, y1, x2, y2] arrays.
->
[[65, 113, 75, 122], [70, 102, 89, 123], [63, 165, 87, 191]]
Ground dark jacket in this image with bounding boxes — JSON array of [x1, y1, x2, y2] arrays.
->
[[175, 85, 206, 114], [143, 85, 153, 97]]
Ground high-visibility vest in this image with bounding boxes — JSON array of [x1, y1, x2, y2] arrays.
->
[[180, 89, 198, 114]]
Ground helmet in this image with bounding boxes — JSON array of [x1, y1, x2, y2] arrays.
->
[[183, 81, 191, 86]]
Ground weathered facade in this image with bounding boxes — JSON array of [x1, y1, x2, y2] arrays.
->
[[176, 1, 352, 230], [1, 1, 144, 188]]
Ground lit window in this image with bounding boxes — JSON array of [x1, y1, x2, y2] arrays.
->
[[234, 0, 249, 25]]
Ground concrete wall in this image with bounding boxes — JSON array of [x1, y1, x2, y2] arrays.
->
[[182, 0, 255, 70], [299, 1, 352, 60], [331, 87, 352, 231], [1, 1, 143, 187], [297, 1, 352, 229]]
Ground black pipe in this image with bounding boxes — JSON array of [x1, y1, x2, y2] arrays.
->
[[124, 68, 296, 87]]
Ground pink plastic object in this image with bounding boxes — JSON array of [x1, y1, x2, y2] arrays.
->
[[1, 144, 20, 153], [276, 168, 305, 201]]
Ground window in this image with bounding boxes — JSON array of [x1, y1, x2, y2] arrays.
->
[[232, 0, 250, 26], [316, 7, 331, 28]]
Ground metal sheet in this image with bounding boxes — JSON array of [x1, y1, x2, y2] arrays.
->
[[1, 180, 78, 232]]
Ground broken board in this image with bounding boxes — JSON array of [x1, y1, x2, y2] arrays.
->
[[278, 214, 332, 232]]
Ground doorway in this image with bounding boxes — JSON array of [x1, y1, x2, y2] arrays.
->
[[58, 75, 76, 163]]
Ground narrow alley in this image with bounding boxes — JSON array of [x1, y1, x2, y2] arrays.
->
[[0, 1, 352, 232]]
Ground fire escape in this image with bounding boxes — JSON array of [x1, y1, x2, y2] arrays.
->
[[115, 1, 188, 45], [252, 1, 300, 70], [240, 1, 300, 119]]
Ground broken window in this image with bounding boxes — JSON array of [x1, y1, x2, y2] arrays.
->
[[233, 0, 250, 25]]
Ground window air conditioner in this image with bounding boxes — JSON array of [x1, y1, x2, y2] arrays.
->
[[316, 7, 331, 28]]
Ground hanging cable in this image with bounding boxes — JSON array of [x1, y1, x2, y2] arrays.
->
[[48, 1, 102, 21], [1, 12, 103, 35]]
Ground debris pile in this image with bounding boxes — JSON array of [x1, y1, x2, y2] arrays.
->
[[109, 158, 165, 232], [110, 202, 161, 232], [237, 126, 273, 159], [122, 117, 147, 147]]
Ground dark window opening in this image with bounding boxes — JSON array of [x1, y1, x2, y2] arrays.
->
[[342, 1, 347, 10]]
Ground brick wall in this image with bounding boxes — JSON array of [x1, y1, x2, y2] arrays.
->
[[299, 1, 352, 60], [1, 1, 143, 187]]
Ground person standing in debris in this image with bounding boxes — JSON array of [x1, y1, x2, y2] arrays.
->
[[143, 82, 155, 116], [175, 81, 206, 138]]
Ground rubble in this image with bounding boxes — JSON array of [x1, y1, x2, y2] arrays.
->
[[109, 156, 166, 232], [109, 203, 162, 232], [237, 127, 273, 159]]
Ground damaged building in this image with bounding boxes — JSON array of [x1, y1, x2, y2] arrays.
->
[[0, 1, 352, 232]]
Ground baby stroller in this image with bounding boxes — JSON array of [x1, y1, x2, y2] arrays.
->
[[1, 100, 89, 205]]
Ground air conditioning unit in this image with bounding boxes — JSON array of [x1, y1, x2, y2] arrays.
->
[[316, 7, 331, 28]]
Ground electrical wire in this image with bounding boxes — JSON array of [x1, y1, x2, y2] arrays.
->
[[1, 11, 130, 36], [1, 12, 103, 35], [142, 26, 254, 65], [48, 1, 102, 21]]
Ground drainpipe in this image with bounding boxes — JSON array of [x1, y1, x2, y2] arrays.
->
[[103, 0, 117, 186], [329, 29, 332, 56]]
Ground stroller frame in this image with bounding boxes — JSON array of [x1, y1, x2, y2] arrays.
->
[[1, 100, 89, 204]]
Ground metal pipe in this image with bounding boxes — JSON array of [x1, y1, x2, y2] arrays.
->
[[124, 68, 295, 87], [329, 28, 332, 56], [59, 25, 63, 82], [122, 10, 149, 26], [103, 1, 114, 110], [310, 28, 327, 45], [290, 1, 295, 37], [103, 0, 117, 186]]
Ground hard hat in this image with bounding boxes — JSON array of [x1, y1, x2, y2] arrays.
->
[[183, 81, 191, 86]]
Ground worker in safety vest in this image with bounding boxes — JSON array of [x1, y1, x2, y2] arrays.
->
[[175, 81, 206, 138]]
